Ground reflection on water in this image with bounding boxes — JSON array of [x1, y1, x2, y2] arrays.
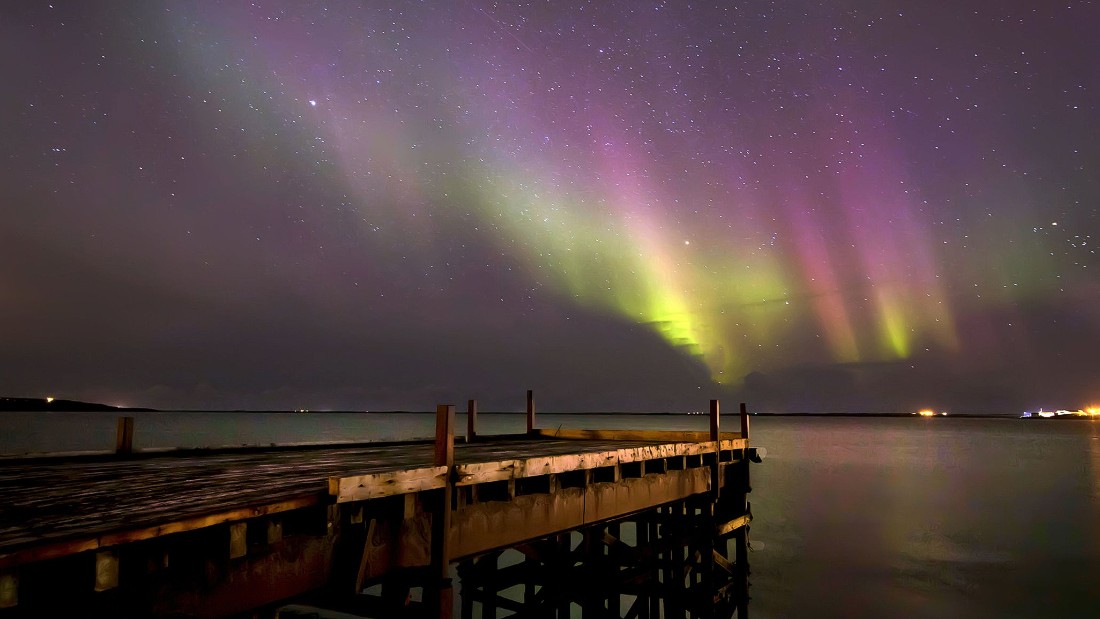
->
[[749, 417, 1100, 619], [4, 412, 1100, 617]]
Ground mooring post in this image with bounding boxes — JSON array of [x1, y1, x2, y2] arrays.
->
[[526, 389, 535, 434], [709, 399, 721, 496], [115, 416, 134, 455], [467, 399, 478, 441], [737, 402, 751, 618], [435, 404, 455, 470], [430, 404, 455, 618], [710, 399, 720, 441], [705, 400, 722, 615]]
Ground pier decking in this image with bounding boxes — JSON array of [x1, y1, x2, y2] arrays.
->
[[0, 396, 761, 618]]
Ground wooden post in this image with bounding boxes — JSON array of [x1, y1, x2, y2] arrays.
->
[[94, 550, 119, 592], [229, 522, 247, 559], [467, 399, 477, 441], [435, 404, 455, 469], [266, 519, 283, 545], [737, 402, 751, 617], [526, 389, 535, 434], [710, 399, 721, 499], [115, 416, 134, 455], [709, 399, 720, 441], [430, 404, 455, 618], [0, 570, 17, 609]]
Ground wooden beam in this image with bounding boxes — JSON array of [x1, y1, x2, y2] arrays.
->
[[229, 522, 248, 559], [0, 570, 16, 608], [94, 549, 119, 592], [712, 549, 734, 575], [710, 400, 720, 441], [740, 402, 750, 440], [454, 439, 745, 486], [329, 466, 448, 503], [716, 514, 752, 537], [266, 519, 283, 545], [448, 467, 711, 561], [353, 468, 713, 581], [355, 519, 377, 593]]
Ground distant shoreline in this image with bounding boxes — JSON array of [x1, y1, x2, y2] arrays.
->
[[0, 397, 156, 413], [1, 398, 1024, 418]]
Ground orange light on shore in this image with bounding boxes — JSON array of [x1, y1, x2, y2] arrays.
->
[[918, 409, 935, 417], [45, 397, 54, 403], [1087, 406, 1100, 416]]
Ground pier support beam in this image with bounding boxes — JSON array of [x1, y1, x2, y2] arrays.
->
[[94, 550, 119, 592], [229, 523, 248, 560], [0, 570, 17, 608]]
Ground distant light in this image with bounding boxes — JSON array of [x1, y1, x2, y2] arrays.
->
[[45, 397, 54, 403], [918, 409, 935, 417], [308, 99, 317, 107]]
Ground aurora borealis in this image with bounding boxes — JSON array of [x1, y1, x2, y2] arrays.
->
[[2, 1, 1098, 412]]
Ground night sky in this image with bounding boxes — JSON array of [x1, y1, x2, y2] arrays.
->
[[2, 1, 1097, 413]]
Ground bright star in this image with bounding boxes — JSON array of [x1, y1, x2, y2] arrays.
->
[[309, 99, 317, 107]]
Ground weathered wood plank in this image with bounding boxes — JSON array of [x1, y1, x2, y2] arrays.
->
[[448, 467, 711, 563], [453, 440, 744, 485], [716, 513, 752, 537], [328, 466, 448, 503]]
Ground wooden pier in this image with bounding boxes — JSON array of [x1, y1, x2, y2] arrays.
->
[[0, 395, 762, 618]]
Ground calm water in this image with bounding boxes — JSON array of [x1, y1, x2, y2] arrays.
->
[[3, 412, 1098, 618]]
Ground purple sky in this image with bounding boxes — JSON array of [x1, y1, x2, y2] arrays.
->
[[2, 1, 1098, 413]]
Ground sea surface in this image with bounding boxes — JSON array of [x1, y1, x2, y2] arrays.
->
[[3, 411, 1099, 618]]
